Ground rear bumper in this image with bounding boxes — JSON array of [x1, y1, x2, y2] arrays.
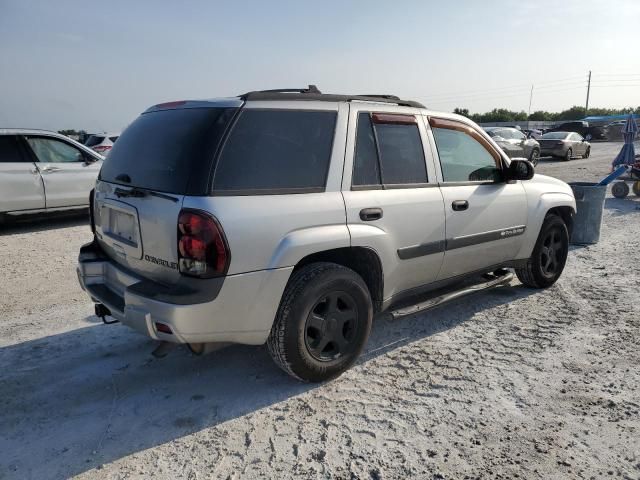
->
[[77, 240, 292, 345], [540, 145, 567, 156]]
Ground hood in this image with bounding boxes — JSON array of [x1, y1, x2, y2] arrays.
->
[[527, 174, 574, 196]]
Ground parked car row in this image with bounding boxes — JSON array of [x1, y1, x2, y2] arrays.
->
[[483, 126, 591, 163]]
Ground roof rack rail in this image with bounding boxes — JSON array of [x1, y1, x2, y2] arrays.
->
[[238, 86, 425, 108], [240, 85, 321, 98], [360, 94, 401, 100]]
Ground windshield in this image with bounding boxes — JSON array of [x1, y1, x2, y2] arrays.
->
[[99, 107, 238, 195], [541, 132, 568, 140]]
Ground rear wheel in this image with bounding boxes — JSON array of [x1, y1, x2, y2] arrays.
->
[[632, 181, 640, 197], [612, 181, 629, 199], [529, 149, 540, 166], [564, 148, 572, 161], [583, 147, 590, 158], [516, 214, 569, 289], [267, 262, 373, 382]]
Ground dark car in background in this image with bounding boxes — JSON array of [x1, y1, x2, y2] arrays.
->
[[484, 127, 541, 165], [547, 121, 605, 141], [539, 131, 591, 161]]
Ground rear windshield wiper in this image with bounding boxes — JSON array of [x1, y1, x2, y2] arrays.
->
[[114, 186, 179, 203], [114, 186, 147, 198]]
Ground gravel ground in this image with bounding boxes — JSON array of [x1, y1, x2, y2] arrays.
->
[[1, 143, 639, 480]]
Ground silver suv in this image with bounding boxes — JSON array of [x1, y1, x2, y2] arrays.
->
[[77, 87, 576, 382]]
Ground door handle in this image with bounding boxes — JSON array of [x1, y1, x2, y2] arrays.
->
[[452, 200, 469, 211], [40, 166, 61, 173], [360, 207, 383, 221]]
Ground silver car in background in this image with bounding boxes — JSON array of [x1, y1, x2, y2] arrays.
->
[[538, 131, 591, 161], [0, 129, 103, 222], [484, 127, 541, 165]]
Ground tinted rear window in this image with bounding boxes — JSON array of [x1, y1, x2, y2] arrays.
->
[[100, 107, 237, 194], [85, 135, 105, 147], [541, 132, 568, 139], [108, 136, 119, 142], [213, 109, 336, 194]]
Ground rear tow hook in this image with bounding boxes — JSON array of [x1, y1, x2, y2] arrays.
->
[[95, 303, 119, 325]]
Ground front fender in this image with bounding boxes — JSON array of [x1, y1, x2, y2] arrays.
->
[[515, 191, 576, 259]]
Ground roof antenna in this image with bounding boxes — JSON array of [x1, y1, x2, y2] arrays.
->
[[305, 85, 321, 94]]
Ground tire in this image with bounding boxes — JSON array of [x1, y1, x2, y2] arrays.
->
[[583, 147, 590, 159], [632, 181, 640, 197], [529, 149, 540, 166], [612, 181, 629, 199], [267, 262, 373, 382], [564, 148, 572, 161], [516, 214, 569, 289]]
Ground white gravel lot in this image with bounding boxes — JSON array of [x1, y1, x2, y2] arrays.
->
[[1, 143, 639, 480]]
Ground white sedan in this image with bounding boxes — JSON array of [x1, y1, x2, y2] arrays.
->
[[0, 129, 103, 221]]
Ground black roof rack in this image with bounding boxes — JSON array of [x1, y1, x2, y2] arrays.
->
[[238, 86, 425, 108]]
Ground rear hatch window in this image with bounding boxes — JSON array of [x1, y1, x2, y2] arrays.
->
[[85, 135, 105, 147], [99, 107, 237, 195]]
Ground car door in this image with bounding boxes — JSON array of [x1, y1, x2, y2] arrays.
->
[[0, 134, 45, 213], [509, 129, 527, 157], [427, 117, 528, 280], [342, 105, 446, 301], [23, 135, 101, 209], [571, 133, 586, 155]]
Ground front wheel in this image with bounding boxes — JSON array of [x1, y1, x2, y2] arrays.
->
[[267, 262, 373, 382], [529, 149, 540, 166], [516, 214, 569, 289]]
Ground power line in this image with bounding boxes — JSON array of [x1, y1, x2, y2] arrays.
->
[[421, 75, 587, 100]]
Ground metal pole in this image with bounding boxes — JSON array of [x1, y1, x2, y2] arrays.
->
[[528, 84, 534, 117], [585, 70, 591, 116]]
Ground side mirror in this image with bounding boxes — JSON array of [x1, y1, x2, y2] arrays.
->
[[507, 158, 534, 181]]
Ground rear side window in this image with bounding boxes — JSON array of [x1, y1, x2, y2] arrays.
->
[[213, 109, 336, 194], [352, 112, 427, 188], [0, 136, 25, 163], [108, 136, 119, 142], [100, 107, 237, 194]]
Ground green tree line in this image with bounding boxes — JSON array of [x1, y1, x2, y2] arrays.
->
[[453, 106, 640, 123]]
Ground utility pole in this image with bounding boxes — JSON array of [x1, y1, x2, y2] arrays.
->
[[585, 70, 591, 116], [528, 84, 534, 117]]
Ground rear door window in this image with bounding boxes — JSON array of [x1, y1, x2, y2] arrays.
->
[[351, 112, 427, 188], [0, 135, 26, 163], [352, 113, 381, 187], [213, 109, 337, 194], [100, 107, 238, 195]]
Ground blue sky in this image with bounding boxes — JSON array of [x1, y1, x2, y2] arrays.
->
[[1, 0, 639, 132]]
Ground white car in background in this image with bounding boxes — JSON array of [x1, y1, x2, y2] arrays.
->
[[85, 133, 119, 155], [0, 129, 103, 222]]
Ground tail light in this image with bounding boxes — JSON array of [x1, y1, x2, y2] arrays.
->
[[177, 209, 230, 278], [89, 188, 96, 233], [93, 145, 112, 153]]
